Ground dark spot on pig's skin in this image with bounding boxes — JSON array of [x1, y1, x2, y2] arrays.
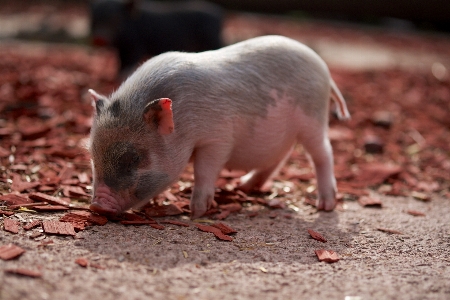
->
[[135, 171, 170, 200], [102, 142, 141, 190], [109, 101, 121, 118], [96, 99, 104, 115]]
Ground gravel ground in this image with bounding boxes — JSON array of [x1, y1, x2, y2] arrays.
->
[[1, 194, 449, 300]]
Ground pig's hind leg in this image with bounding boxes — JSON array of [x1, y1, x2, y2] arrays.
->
[[298, 127, 337, 211]]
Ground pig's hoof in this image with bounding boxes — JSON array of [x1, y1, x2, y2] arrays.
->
[[317, 199, 336, 211], [190, 202, 208, 220]]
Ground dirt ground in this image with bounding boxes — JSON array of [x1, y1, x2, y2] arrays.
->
[[1, 6, 450, 300]]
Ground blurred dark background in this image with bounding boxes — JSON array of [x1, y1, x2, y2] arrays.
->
[[0, 0, 449, 38], [208, 0, 450, 32]]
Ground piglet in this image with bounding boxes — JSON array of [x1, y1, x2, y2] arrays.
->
[[88, 35, 350, 219]]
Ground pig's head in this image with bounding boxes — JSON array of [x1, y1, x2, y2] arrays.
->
[[87, 89, 175, 217]]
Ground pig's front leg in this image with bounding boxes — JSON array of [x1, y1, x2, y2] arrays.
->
[[300, 131, 337, 211], [190, 144, 229, 219]]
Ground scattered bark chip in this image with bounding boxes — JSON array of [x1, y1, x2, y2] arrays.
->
[[218, 203, 242, 213], [315, 249, 339, 263], [144, 204, 184, 217], [149, 223, 165, 230], [11, 174, 41, 192], [307, 229, 327, 243], [5, 268, 42, 278], [0, 194, 33, 206], [90, 263, 106, 270], [195, 224, 233, 241], [75, 257, 89, 268], [358, 196, 383, 207], [60, 213, 89, 231], [23, 220, 42, 231], [4, 219, 20, 234], [0, 244, 26, 260], [87, 213, 108, 226], [377, 227, 403, 235], [406, 210, 426, 217], [120, 220, 157, 225], [160, 220, 190, 227], [28, 192, 70, 206], [211, 222, 237, 235], [214, 209, 231, 220], [119, 212, 148, 221], [0, 210, 14, 216], [32, 205, 69, 211], [42, 221, 76, 236]]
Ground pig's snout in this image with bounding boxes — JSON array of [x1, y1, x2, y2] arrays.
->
[[90, 184, 129, 217]]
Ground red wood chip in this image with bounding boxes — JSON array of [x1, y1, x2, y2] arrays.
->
[[0, 146, 11, 157], [268, 211, 278, 219], [5, 268, 42, 278], [353, 163, 402, 187], [358, 196, 383, 207], [218, 203, 242, 213], [211, 222, 237, 235], [247, 212, 259, 218], [0, 210, 14, 216], [11, 174, 41, 192], [214, 209, 231, 220], [120, 220, 157, 225], [0, 244, 26, 260], [337, 184, 370, 197], [160, 220, 190, 227], [3, 219, 20, 234], [62, 185, 89, 197], [268, 198, 286, 209], [8, 202, 49, 210], [60, 213, 89, 223], [19, 122, 51, 140], [119, 212, 147, 221], [29, 232, 44, 239], [144, 204, 184, 217], [75, 257, 89, 267], [149, 223, 165, 230], [28, 192, 70, 206], [60, 213, 89, 231], [406, 210, 426, 217], [23, 220, 42, 231], [32, 205, 69, 211], [87, 213, 108, 226], [38, 240, 54, 247], [195, 224, 233, 241], [377, 227, 403, 235], [0, 194, 33, 206], [315, 249, 340, 263], [307, 229, 327, 243], [42, 221, 76, 236], [90, 263, 105, 270], [304, 197, 317, 207]]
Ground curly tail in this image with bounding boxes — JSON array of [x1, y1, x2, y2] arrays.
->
[[330, 79, 351, 120]]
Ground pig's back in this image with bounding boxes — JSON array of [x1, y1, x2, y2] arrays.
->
[[126, 35, 329, 117], [116, 35, 331, 136]]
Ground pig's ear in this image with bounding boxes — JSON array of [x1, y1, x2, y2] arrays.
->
[[143, 98, 174, 135], [88, 89, 108, 116]]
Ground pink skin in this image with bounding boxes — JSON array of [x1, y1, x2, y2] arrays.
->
[[89, 184, 131, 217]]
